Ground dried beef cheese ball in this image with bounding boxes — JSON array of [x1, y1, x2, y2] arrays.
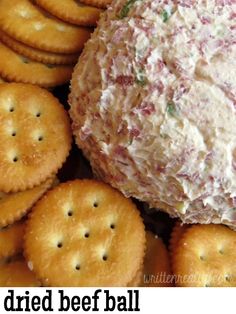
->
[[69, 0, 236, 228]]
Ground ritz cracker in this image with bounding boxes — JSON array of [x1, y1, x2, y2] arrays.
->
[[3, 289, 140, 312]]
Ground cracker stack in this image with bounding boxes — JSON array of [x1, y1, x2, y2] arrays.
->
[[0, 82, 72, 286], [0, 221, 40, 286], [1, 170, 173, 287], [0, 0, 103, 88], [0, 82, 153, 287], [0, 82, 171, 286]]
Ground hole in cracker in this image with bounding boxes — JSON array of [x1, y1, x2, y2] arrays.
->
[[38, 135, 43, 141], [36, 112, 41, 117], [67, 210, 73, 217], [9, 107, 15, 112], [57, 242, 63, 248], [219, 249, 224, 255], [205, 283, 210, 287], [110, 224, 115, 229], [225, 275, 230, 282], [102, 254, 108, 261], [75, 264, 80, 271], [84, 232, 90, 238], [199, 255, 205, 261], [11, 131, 16, 137], [93, 202, 98, 208], [13, 156, 18, 163]]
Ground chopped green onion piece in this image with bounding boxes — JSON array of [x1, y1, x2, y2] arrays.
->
[[128, 138, 133, 145], [119, 5, 130, 18], [119, 0, 141, 19], [162, 9, 170, 23], [135, 69, 147, 86], [166, 102, 176, 116], [160, 133, 168, 139], [204, 165, 210, 172]]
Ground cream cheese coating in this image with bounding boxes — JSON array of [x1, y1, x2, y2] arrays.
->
[[70, 0, 236, 227]]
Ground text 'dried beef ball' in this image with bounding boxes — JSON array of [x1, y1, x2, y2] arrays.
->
[[69, 0, 236, 228]]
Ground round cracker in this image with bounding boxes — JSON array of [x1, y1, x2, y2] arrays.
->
[[35, 0, 102, 26], [0, 42, 73, 87], [79, 0, 111, 9], [0, 31, 79, 65], [169, 221, 190, 257], [24, 179, 146, 287], [0, 259, 40, 287], [0, 177, 54, 227], [141, 231, 172, 287], [0, 83, 72, 192], [0, 0, 91, 53], [172, 224, 236, 287], [0, 220, 25, 259]]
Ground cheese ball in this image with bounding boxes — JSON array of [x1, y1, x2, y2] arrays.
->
[[69, 0, 236, 227]]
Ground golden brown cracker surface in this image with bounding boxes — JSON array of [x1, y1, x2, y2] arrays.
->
[[141, 231, 172, 287], [0, 42, 73, 87], [0, 177, 54, 227], [24, 179, 146, 287], [169, 221, 190, 257], [172, 224, 236, 287], [0, 0, 91, 53], [35, 0, 102, 26], [0, 220, 25, 259], [0, 31, 79, 65], [0, 83, 72, 192], [127, 267, 143, 287], [0, 259, 40, 287]]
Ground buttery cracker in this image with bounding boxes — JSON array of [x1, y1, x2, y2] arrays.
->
[[141, 231, 172, 287], [172, 224, 236, 287], [0, 258, 40, 287], [0, 31, 79, 65], [169, 221, 190, 257], [0, 42, 73, 87], [0, 0, 91, 53], [0, 220, 25, 259], [0, 83, 71, 192], [0, 177, 54, 227], [35, 0, 102, 26], [24, 179, 146, 287]]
